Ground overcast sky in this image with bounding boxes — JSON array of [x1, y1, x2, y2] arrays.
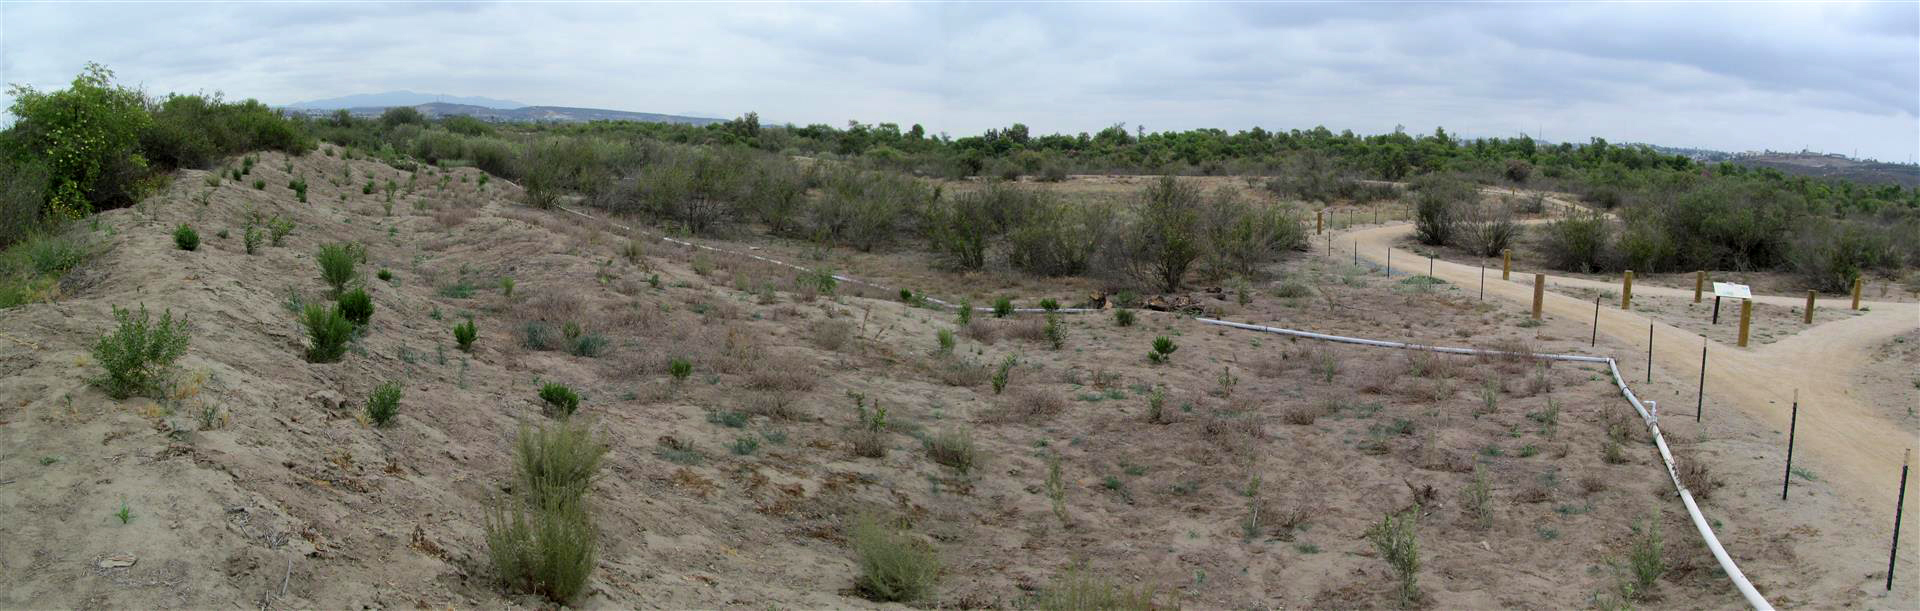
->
[[3, 2, 1915, 161]]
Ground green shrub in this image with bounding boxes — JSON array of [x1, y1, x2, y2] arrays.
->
[[955, 300, 973, 325], [1123, 176, 1203, 292], [365, 381, 401, 427], [500, 276, 515, 298], [377, 269, 393, 282], [1368, 506, 1422, 608], [316, 242, 358, 295], [935, 328, 955, 355], [90, 304, 190, 399], [797, 268, 837, 296], [1113, 308, 1136, 327], [302, 304, 353, 363], [1411, 175, 1475, 246], [850, 514, 940, 602], [1148, 336, 1177, 364], [1035, 567, 1160, 611], [172, 225, 199, 251], [539, 382, 581, 417], [992, 297, 1014, 318], [485, 494, 596, 606], [668, 357, 693, 381], [289, 177, 307, 203], [1038, 298, 1060, 311], [991, 355, 1015, 394], [337, 288, 373, 327], [267, 217, 294, 246], [252, 179, 265, 190], [1043, 313, 1066, 350], [1006, 197, 1108, 277], [514, 419, 606, 505], [1626, 516, 1665, 599], [924, 428, 976, 474], [569, 333, 608, 358], [1541, 214, 1615, 273], [4, 63, 150, 219], [242, 225, 262, 254], [453, 318, 477, 352]]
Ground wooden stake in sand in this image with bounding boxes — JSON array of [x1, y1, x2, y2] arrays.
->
[[1479, 261, 1485, 301], [1783, 389, 1798, 501], [1316, 210, 1323, 235], [1695, 270, 1705, 303], [1387, 248, 1393, 275], [1502, 249, 1512, 280], [1622, 270, 1634, 310], [1646, 323, 1653, 384], [1531, 273, 1545, 320], [1892, 448, 1910, 591], [1804, 290, 1816, 324], [1853, 277, 1864, 310], [1737, 299, 1753, 347]]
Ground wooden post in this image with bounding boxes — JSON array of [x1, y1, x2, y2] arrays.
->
[[1646, 323, 1654, 384], [1502, 249, 1512, 280], [1316, 210, 1323, 235], [1387, 248, 1392, 275], [1622, 270, 1634, 310], [1804, 290, 1816, 324], [1737, 299, 1753, 347], [1479, 261, 1485, 301], [1531, 273, 1545, 320], [1694, 270, 1705, 303], [1852, 277, 1864, 310]]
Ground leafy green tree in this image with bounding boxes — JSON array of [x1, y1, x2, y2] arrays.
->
[[4, 63, 151, 220]]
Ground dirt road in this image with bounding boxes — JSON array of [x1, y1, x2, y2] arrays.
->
[[1339, 219, 1920, 541]]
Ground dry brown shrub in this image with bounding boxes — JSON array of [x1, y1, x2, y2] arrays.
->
[[744, 391, 807, 421], [1400, 378, 1456, 403], [848, 428, 888, 458], [1579, 475, 1607, 495], [811, 319, 854, 351], [1359, 366, 1401, 395], [1001, 388, 1065, 422], [927, 356, 991, 387], [512, 290, 587, 325], [1281, 403, 1326, 425], [961, 320, 998, 344], [1674, 453, 1722, 500], [431, 202, 474, 228], [747, 356, 819, 393], [1249, 355, 1294, 379], [1513, 484, 1552, 504], [1404, 349, 1460, 379], [1003, 318, 1047, 342]]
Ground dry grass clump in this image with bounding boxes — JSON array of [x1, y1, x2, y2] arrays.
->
[[1002, 388, 1066, 422], [1401, 378, 1457, 403], [746, 356, 818, 393], [1034, 567, 1163, 611], [1249, 354, 1294, 379], [1281, 401, 1329, 425], [744, 391, 807, 421], [923, 428, 977, 474], [960, 319, 998, 344], [928, 356, 991, 387], [810, 318, 855, 351], [1003, 317, 1048, 342], [1674, 453, 1722, 500], [1403, 349, 1460, 379]]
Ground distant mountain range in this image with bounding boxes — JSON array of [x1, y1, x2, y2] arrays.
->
[[282, 92, 725, 127], [288, 91, 527, 110]]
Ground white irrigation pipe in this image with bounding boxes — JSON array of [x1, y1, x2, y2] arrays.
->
[[1202, 318, 1773, 611], [546, 201, 1772, 610]]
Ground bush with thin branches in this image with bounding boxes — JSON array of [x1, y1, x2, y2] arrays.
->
[[91, 304, 190, 399]]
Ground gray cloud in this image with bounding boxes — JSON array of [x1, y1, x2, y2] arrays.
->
[[2, 2, 1914, 161]]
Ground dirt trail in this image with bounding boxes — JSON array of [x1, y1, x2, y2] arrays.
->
[[1339, 219, 1920, 539]]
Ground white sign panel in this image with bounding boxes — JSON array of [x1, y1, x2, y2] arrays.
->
[[1712, 282, 1752, 300]]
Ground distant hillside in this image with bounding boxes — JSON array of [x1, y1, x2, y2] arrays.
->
[[1730, 153, 1920, 188], [289, 101, 723, 126], [1632, 143, 1918, 188], [287, 91, 525, 110]]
